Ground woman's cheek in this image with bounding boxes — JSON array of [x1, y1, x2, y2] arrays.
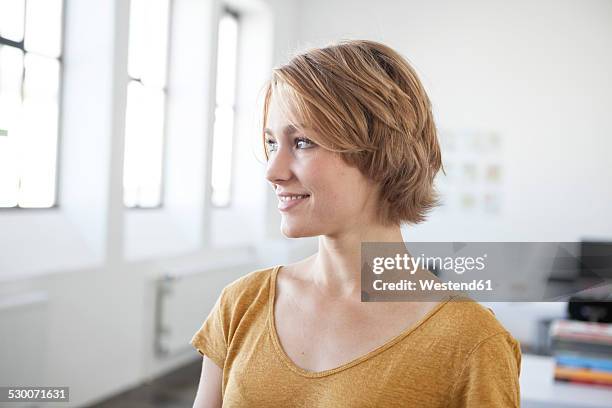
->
[[299, 155, 327, 182]]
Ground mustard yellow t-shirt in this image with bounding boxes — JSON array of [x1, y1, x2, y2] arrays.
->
[[190, 265, 521, 407]]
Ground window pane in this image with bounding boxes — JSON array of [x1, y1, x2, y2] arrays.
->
[[0, 45, 24, 92], [24, 0, 63, 58], [211, 106, 235, 207], [0, 45, 24, 128], [123, 80, 165, 207], [0, 45, 24, 207], [18, 97, 59, 207], [21, 54, 60, 207], [142, 0, 170, 87], [23, 53, 60, 99], [0, 0, 26, 42], [127, 0, 145, 79], [128, 0, 170, 87], [0, 135, 19, 206], [0, 101, 20, 207], [211, 11, 239, 207], [215, 13, 238, 107]]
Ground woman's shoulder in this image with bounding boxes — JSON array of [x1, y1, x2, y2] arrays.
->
[[441, 297, 508, 331], [217, 265, 277, 309], [432, 297, 521, 355], [436, 299, 522, 407]]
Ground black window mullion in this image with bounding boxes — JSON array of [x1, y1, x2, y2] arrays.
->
[[0, 36, 24, 50]]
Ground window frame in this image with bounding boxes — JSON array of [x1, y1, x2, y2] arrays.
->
[[122, 0, 174, 210], [0, 0, 66, 211], [210, 6, 241, 209]]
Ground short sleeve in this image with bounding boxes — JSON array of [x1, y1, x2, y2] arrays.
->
[[190, 288, 228, 369], [447, 332, 522, 408]]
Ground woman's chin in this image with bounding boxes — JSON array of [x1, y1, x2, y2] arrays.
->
[[281, 222, 317, 238]]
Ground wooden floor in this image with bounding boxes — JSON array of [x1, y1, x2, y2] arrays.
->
[[87, 360, 201, 408]]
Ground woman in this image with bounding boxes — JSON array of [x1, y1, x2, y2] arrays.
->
[[191, 39, 521, 407]]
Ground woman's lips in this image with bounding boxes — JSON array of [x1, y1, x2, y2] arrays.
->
[[278, 195, 310, 212]]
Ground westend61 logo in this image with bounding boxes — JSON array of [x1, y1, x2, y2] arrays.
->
[[360, 242, 612, 302], [372, 253, 487, 275]]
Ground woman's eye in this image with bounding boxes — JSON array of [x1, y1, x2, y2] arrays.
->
[[266, 137, 315, 152], [265, 138, 278, 152], [296, 137, 315, 149]]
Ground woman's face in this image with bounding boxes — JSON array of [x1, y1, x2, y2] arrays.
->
[[264, 94, 380, 238]]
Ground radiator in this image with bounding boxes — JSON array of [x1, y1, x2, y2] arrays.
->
[[153, 261, 252, 357]]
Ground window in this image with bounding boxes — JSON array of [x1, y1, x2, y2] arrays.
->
[[210, 8, 240, 208], [0, 0, 64, 208], [123, 0, 171, 208]]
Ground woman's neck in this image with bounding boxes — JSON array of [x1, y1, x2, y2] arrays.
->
[[310, 223, 405, 300]]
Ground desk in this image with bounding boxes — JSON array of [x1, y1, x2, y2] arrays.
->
[[521, 354, 612, 408]]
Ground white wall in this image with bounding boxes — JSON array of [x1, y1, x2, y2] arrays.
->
[[291, 0, 612, 242]]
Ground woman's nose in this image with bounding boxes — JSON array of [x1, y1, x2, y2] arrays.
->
[[264, 147, 293, 184]]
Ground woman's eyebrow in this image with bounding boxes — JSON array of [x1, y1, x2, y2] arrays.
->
[[264, 124, 303, 136]]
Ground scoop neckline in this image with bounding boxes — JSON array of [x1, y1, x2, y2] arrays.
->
[[266, 264, 453, 378]]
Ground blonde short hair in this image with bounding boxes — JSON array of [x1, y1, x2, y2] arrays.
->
[[262, 39, 444, 226]]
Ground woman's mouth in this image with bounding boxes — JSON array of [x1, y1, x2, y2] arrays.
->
[[278, 194, 310, 212]]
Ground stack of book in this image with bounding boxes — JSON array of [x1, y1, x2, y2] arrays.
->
[[550, 319, 612, 387]]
